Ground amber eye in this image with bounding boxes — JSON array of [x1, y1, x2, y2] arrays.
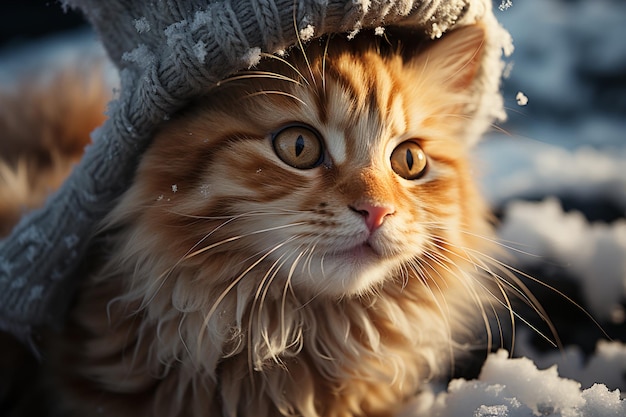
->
[[390, 141, 428, 180], [272, 125, 324, 169]]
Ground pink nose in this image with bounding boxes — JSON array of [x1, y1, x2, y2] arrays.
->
[[350, 202, 395, 233]]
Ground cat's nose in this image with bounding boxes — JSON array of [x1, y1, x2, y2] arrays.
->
[[349, 202, 395, 233]]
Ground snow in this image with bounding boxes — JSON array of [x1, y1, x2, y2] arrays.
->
[[299, 24, 315, 42], [517, 336, 626, 392], [133, 17, 151, 34], [193, 40, 207, 63], [242, 47, 262, 68], [404, 350, 625, 417], [1, 0, 625, 414], [515, 91, 527, 106], [498, 1, 513, 12], [121, 43, 155, 67]]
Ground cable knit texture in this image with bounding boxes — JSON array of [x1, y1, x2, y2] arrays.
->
[[0, 0, 510, 344]]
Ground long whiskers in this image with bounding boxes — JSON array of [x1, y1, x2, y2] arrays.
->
[[243, 90, 308, 106], [292, 3, 317, 89], [183, 222, 307, 261], [216, 71, 303, 87], [258, 52, 311, 87], [405, 255, 457, 372], [135, 211, 302, 311], [423, 222, 612, 355], [196, 235, 300, 359], [427, 231, 559, 351]]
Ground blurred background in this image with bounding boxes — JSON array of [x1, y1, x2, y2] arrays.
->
[[0, 1, 85, 47], [0, 0, 624, 392], [480, 0, 626, 390]]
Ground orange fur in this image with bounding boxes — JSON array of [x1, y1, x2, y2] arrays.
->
[[4, 25, 500, 417], [0, 64, 110, 237]]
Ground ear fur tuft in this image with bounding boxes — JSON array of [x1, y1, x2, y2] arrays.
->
[[419, 24, 486, 91]]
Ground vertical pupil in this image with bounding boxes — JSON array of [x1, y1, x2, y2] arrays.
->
[[406, 148, 414, 170], [295, 135, 305, 157]]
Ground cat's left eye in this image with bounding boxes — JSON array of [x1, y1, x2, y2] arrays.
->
[[390, 141, 428, 180], [272, 125, 324, 170]]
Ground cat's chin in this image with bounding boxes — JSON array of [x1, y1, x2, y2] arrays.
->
[[337, 241, 379, 262], [293, 242, 404, 298]]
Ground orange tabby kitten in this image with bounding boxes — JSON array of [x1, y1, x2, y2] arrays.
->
[[1, 25, 498, 417]]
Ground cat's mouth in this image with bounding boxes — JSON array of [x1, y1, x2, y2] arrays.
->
[[333, 241, 382, 263]]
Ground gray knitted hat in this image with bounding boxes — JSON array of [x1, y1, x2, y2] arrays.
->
[[0, 0, 511, 344]]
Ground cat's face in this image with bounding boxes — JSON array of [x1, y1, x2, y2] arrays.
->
[[114, 25, 490, 300]]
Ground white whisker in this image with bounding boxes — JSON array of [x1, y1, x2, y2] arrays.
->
[[196, 236, 299, 357], [258, 52, 310, 87], [425, 229, 562, 349], [244, 90, 308, 106], [216, 71, 302, 87], [183, 222, 307, 261]]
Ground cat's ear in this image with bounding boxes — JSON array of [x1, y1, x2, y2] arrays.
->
[[414, 24, 486, 91]]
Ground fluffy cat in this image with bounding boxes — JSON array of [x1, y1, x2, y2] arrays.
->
[[1, 24, 503, 417]]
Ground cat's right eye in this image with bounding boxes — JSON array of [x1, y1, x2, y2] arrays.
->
[[390, 141, 428, 180], [272, 125, 324, 170]]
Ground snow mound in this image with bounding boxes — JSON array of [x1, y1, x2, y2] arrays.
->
[[517, 336, 626, 393], [402, 350, 626, 417]]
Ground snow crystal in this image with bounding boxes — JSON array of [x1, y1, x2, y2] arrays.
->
[[347, 27, 361, 40], [299, 25, 315, 42], [199, 184, 211, 198], [474, 404, 509, 417], [374, 27, 385, 36], [164, 19, 189, 47], [193, 40, 207, 63], [171, 184, 178, 193], [515, 91, 528, 106], [121, 44, 155, 66], [242, 47, 262, 68], [498, 1, 513, 12], [431, 23, 443, 39], [133, 17, 151, 34]]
